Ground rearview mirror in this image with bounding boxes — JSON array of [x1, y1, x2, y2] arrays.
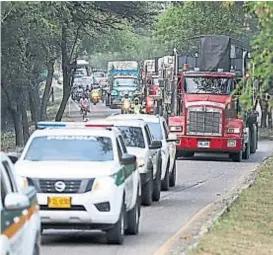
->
[[121, 154, 136, 165], [4, 193, 30, 210], [149, 140, 162, 150], [7, 153, 19, 163], [167, 133, 178, 142]]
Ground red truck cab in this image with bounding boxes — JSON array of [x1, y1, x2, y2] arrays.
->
[[168, 71, 245, 161]]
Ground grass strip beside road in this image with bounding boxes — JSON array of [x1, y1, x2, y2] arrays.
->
[[190, 156, 273, 255]]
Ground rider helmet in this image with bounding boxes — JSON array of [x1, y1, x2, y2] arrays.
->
[[125, 94, 129, 99]]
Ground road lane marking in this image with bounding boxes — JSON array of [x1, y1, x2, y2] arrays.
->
[[153, 202, 213, 255]]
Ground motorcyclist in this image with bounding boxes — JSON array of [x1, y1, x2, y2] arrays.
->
[[80, 94, 90, 114], [121, 94, 132, 113], [132, 97, 142, 114]]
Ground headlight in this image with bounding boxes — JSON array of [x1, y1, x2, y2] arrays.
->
[[92, 176, 116, 191], [170, 126, 182, 132], [137, 157, 145, 168], [227, 128, 241, 134], [17, 176, 28, 189]]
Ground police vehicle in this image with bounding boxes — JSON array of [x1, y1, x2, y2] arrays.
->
[[108, 114, 178, 190], [88, 119, 163, 206], [1, 152, 40, 255], [15, 122, 141, 244]]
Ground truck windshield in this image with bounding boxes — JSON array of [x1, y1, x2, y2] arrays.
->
[[114, 78, 138, 87], [24, 136, 114, 162], [152, 78, 159, 85], [184, 77, 233, 95]]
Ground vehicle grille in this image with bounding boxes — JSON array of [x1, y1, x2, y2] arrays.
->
[[187, 107, 222, 136], [39, 179, 82, 193]]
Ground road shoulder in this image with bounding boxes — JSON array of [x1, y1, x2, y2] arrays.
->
[[154, 155, 273, 255]]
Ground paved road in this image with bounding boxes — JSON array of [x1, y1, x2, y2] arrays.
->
[[42, 102, 273, 255]]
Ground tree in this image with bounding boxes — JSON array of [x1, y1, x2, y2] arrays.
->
[[49, 1, 155, 121], [155, 2, 257, 53]]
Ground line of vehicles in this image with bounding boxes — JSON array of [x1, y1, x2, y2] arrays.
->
[[104, 35, 259, 162], [1, 114, 178, 252], [1, 34, 260, 254]]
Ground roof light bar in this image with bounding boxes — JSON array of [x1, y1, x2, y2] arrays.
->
[[85, 124, 114, 128], [37, 122, 114, 129]]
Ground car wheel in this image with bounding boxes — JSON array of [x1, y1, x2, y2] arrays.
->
[[106, 201, 125, 244], [152, 156, 162, 201], [125, 188, 140, 235], [161, 159, 170, 191], [169, 161, 177, 187], [141, 170, 153, 206]]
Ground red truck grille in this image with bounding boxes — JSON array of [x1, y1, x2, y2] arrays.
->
[[187, 107, 222, 136]]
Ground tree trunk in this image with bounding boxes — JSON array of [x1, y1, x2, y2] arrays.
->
[[21, 101, 30, 143], [55, 86, 70, 121], [10, 108, 24, 146], [29, 84, 40, 123], [40, 61, 54, 120]]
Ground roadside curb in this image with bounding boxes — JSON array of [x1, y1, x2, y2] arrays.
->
[[164, 155, 272, 255]]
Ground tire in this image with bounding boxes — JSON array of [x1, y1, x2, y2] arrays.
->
[[230, 151, 242, 162], [161, 159, 170, 191], [152, 156, 162, 201], [141, 171, 153, 206], [169, 161, 177, 187], [33, 242, 40, 255], [250, 128, 257, 154], [106, 201, 125, 244], [243, 142, 250, 160], [125, 189, 140, 235]]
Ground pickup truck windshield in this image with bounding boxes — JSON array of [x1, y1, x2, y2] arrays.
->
[[114, 78, 138, 87], [147, 122, 163, 140], [24, 136, 113, 161], [184, 77, 233, 95], [116, 126, 145, 148]]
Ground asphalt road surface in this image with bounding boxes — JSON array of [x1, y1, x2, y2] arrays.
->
[[42, 101, 273, 255]]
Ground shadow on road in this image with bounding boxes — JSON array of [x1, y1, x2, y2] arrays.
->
[[42, 230, 109, 246]]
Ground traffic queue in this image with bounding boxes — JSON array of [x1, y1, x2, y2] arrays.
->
[[1, 112, 178, 253]]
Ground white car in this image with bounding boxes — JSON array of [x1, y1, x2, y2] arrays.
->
[[108, 114, 177, 190], [1, 152, 40, 255], [89, 119, 163, 206], [15, 122, 141, 244]]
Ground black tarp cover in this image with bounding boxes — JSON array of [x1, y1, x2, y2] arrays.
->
[[199, 36, 231, 72]]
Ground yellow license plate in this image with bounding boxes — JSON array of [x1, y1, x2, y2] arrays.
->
[[48, 196, 71, 208]]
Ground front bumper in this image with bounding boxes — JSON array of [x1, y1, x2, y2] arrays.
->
[[176, 135, 243, 153], [38, 186, 123, 229]]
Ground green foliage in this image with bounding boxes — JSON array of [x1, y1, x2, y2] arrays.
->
[[249, 2, 273, 93], [87, 27, 164, 69], [155, 2, 257, 53]]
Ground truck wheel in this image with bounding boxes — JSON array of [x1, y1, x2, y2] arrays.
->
[[152, 157, 162, 201], [250, 129, 257, 154], [141, 171, 153, 206], [107, 201, 125, 244], [125, 188, 140, 235], [243, 142, 250, 160], [161, 159, 170, 191], [169, 161, 177, 187], [230, 151, 242, 162]]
